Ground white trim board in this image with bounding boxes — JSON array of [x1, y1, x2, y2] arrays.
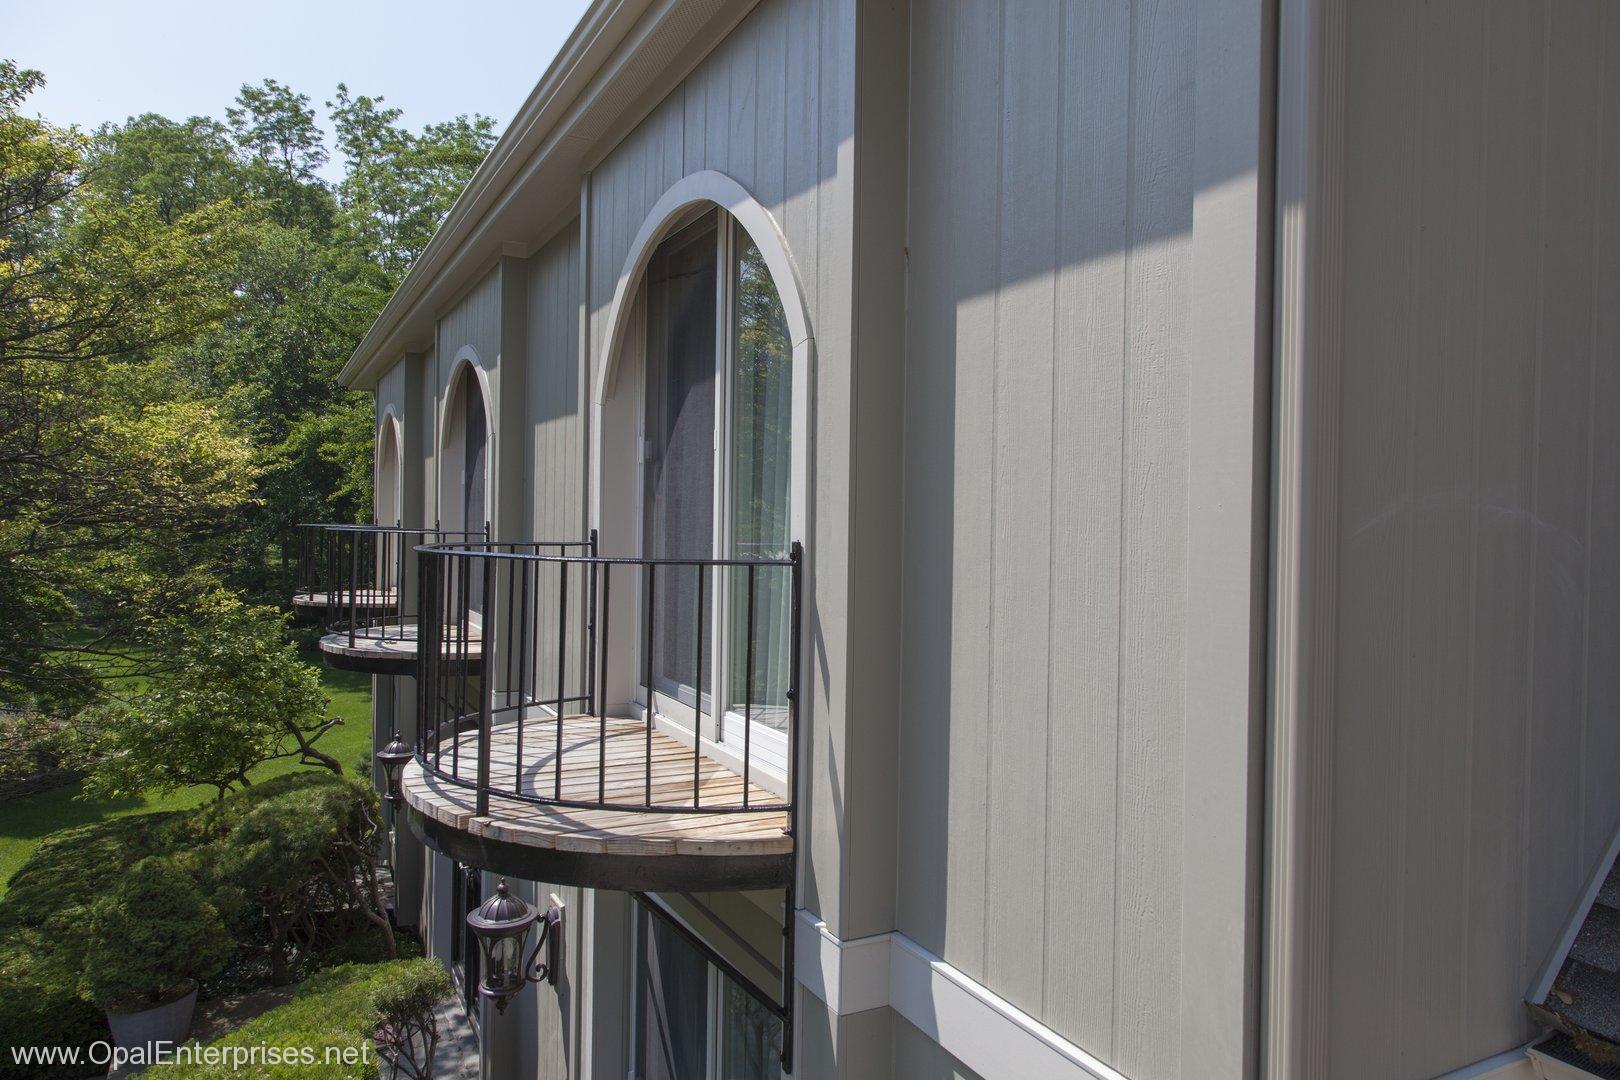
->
[[793, 910, 1129, 1080], [1433, 1043, 1537, 1080]]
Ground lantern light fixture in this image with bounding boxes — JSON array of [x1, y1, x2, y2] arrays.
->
[[374, 731, 414, 803], [466, 880, 564, 1013]]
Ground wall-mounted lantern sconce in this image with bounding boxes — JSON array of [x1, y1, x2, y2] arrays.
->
[[374, 732, 413, 803], [466, 880, 564, 1013]]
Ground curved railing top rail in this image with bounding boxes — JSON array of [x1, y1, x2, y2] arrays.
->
[[293, 522, 490, 639], [301, 522, 486, 536], [414, 539, 802, 820], [414, 540, 794, 568]]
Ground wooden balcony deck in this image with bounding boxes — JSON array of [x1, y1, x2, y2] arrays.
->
[[317, 621, 480, 675], [400, 714, 792, 890], [291, 587, 398, 610]]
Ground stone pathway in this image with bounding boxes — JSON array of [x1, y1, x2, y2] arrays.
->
[[428, 995, 481, 1079]]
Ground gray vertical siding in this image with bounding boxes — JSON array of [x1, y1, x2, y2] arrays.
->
[[439, 267, 503, 375], [1325, 1, 1620, 1076], [585, 0, 835, 419], [583, 0, 859, 930], [527, 226, 584, 544], [897, 1, 1267, 1078], [436, 268, 503, 523]]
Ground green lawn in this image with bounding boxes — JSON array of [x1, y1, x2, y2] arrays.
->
[[0, 659, 373, 898]]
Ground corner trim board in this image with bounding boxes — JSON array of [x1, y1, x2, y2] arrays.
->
[[793, 911, 1129, 1080]]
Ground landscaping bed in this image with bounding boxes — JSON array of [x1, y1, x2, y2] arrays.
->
[[149, 959, 452, 1080], [0, 772, 402, 1080]]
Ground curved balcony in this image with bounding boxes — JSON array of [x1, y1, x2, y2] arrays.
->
[[402, 541, 801, 893], [291, 523, 498, 676]]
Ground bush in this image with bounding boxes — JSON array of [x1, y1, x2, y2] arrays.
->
[[78, 855, 234, 1012], [0, 774, 394, 1078], [212, 775, 394, 984], [148, 959, 453, 1080], [0, 942, 105, 1080], [0, 813, 189, 1079]]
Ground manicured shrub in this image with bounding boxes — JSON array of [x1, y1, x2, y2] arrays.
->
[[78, 855, 234, 1013], [148, 959, 454, 1080], [0, 941, 105, 1080], [0, 812, 186, 1078], [211, 776, 395, 984], [0, 774, 394, 1078]]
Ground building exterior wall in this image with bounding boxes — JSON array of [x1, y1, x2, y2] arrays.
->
[[890, 1015, 978, 1080], [526, 225, 586, 545], [896, 3, 1270, 1080], [435, 266, 503, 529], [1317, 1, 1620, 1076], [582, 0, 862, 945]]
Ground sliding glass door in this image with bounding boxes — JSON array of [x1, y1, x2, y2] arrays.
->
[[639, 211, 796, 777], [643, 213, 719, 712]]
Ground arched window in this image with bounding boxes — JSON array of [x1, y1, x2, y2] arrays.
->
[[600, 198, 801, 778], [439, 357, 490, 536], [375, 412, 403, 528]]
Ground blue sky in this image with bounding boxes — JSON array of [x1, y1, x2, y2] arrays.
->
[[3, 0, 594, 177]]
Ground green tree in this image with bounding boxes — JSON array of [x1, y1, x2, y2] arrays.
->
[[0, 62, 259, 713], [225, 78, 333, 231], [62, 596, 343, 800]]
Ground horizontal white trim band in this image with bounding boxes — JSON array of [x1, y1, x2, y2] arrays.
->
[[794, 910, 1128, 1080]]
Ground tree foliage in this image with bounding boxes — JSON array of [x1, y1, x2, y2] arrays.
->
[[0, 60, 494, 732], [61, 596, 342, 799]]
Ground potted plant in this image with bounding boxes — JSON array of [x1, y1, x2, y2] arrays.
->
[[78, 855, 234, 1056]]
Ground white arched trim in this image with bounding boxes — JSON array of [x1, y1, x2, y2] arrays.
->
[[436, 347, 495, 457], [437, 347, 495, 532], [590, 171, 814, 553], [375, 405, 404, 525], [592, 170, 813, 408]]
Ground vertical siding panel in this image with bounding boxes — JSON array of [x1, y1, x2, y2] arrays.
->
[[1397, 3, 1485, 1072], [1525, 0, 1602, 970], [896, 0, 955, 955], [1583, 2, 1620, 889], [684, 80, 706, 182], [984, 0, 1059, 1017], [1043, 0, 1130, 1053], [705, 51, 730, 174], [1465, 0, 1543, 1053], [1329, 0, 1419, 1073], [1111, 0, 1192, 1070], [730, 29, 758, 193], [782, 0, 819, 285], [755, 0, 787, 216], [938, 0, 1000, 981]]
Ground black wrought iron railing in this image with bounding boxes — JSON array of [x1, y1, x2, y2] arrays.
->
[[293, 523, 487, 645], [414, 538, 802, 819]]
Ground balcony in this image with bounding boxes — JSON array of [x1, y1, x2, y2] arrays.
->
[[292, 523, 494, 676], [400, 541, 801, 893]]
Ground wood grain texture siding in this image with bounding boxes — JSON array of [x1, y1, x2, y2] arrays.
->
[[1325, 1, 1620, 1075], [899, 2, 1213, 1077]]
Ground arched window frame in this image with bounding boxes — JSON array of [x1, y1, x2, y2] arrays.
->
[[592, 171, 813, 784], [436, 348, 495, 536]]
